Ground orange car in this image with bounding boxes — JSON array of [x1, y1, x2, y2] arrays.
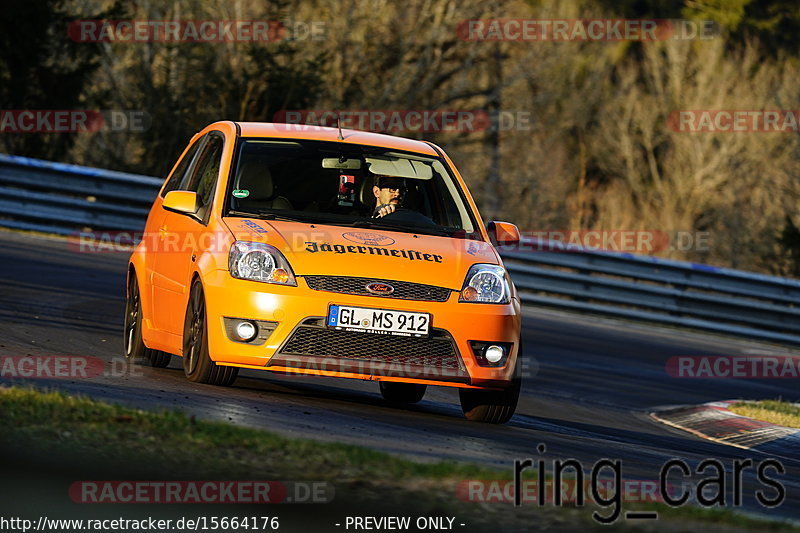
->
[[125, 121, 523, 423]]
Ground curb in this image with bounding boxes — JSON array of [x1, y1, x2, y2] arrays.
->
[[651, 401, 800, 461]]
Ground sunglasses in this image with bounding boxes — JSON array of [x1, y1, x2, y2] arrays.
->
[[377, 177, 407, 190]]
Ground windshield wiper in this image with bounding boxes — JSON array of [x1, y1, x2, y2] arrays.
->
[[227, 210, 323, 224], [228, 210, 455, 237], [349, 219, 450, 237]]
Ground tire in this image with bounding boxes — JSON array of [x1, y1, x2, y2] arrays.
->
[[123, 270, 148, 362], [459, 341, 523, 424], [182, 280, 238, 386], [459, 377, 520, 424], [379, 382, 427, 404], [124, 269, 174, 368], [147, 349, 172, 368]]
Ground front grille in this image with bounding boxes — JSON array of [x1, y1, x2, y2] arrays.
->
[[277, 325, 461, 369], [303, 275, 451, 302]]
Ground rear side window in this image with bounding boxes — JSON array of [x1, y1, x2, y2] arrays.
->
[[161, 136, 205, 197]]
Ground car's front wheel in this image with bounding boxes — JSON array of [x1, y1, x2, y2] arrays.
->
[[379, 382, 427, 404], [182, 280, 238, 386], [459, 377, 520, 424], [459, 340, 523, 424]]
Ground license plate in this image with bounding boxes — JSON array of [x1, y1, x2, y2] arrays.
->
[[327, 305, 430, 337]]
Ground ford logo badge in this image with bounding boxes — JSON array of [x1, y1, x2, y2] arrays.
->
[[366, 282, 394, 295]]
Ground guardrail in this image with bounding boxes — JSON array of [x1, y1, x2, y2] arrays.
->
[[500, 244, 800, 347], [1, 153, 798, 347], [0, 153, 162, 235]]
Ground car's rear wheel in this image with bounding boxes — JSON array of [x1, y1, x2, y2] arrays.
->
[[124, 270, 172, 368], [123, 270, 148, 362], [183, 280, 238, 386], [379, 382, 427, 404]]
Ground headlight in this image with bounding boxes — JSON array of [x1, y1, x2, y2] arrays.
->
[[459, 264, 510, 303], [229, 241, 297, 286]]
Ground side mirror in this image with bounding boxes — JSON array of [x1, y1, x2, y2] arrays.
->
[[162, 190, 199, 215], [487, 221, 520, 246]]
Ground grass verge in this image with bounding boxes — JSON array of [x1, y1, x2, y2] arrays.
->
[[730, 400, 800, 429], [0, 386, 797, 532]]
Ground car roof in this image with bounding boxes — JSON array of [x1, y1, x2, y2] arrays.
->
[[231, 122, 440, 156]]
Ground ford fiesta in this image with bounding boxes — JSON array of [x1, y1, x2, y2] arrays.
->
[[125, 121, 523, 423]]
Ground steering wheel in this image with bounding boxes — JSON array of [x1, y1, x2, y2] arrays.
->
[[373, 205, 437, 227], [372, 203, 403, 218]]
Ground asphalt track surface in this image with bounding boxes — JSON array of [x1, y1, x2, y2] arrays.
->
[[0, 229, 798, 527]]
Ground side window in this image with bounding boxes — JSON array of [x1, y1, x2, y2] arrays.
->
[[161, 136, 205, 197], [183, 133, 224, 219]]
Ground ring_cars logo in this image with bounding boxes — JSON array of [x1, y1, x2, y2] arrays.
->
[[366, 282, 395, 295], [342, 232, 395, 246]]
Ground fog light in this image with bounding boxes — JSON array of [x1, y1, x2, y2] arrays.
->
[[235, 321, 257, 342], [223, 317, 277, 345], [485, 345, 505, 363], [470, 340, 512, 367]]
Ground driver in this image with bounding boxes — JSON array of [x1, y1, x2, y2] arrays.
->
[[372, 175, 408, 218]]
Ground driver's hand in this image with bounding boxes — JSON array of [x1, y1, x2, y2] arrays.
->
[[375, 203, 397, 218]]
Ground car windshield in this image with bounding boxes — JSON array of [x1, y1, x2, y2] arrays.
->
[[225, 139, 479, 239]]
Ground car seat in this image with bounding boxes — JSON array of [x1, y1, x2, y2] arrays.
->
[[357, 174, 377, 215], [235, 159, 292, 210]]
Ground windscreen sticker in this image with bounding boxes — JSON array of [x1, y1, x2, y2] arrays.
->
[[304, 241, 442, 263], [232, 189, 250, 198]]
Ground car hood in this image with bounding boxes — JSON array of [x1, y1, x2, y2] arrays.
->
[[222, 217, 499, 289]]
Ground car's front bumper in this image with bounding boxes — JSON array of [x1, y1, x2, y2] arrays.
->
[[202, 270, 521, 388]]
